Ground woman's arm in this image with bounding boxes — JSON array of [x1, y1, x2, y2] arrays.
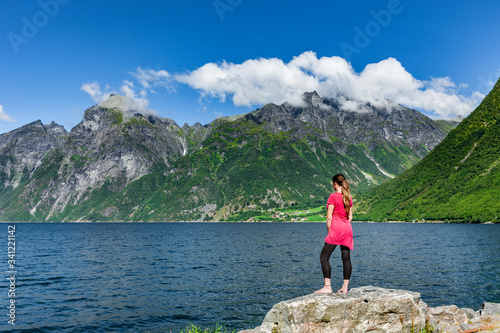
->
[[326, 204, 334, 233]]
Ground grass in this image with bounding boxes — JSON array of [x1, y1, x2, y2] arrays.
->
[[411, 318, 435, 333], [176, 323, 236, 333], [406, 304, 436, 333]]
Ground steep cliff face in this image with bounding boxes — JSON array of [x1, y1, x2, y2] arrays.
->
[[249, 92, 447, 177], [254, 91, 442, 151], [0, 92, 455, 221], [0, 94, 210, 221], [0, 120, 68, 191]]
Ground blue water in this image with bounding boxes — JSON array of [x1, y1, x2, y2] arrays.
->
[[1, 222, 499, 332]]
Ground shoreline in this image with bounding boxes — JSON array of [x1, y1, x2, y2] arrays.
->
[[0, 220, 497, 224]]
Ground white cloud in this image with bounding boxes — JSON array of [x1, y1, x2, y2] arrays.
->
[[81, 81, 155, 118], [175, 56, 318, 107], [118, 81, 153, 115], [80, 82, 111, 103], [81, 53, 484, 120], [0, 105, 15, 122], [81, 67, 175, 117], [129, 67, 174, 92], [175, 51, 481, 119], [474, 69, 500, 94]]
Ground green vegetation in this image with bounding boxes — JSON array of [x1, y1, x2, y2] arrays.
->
[[100, 107, 123, 125], [70, 155, 92, 169], [356, 78, 500, 223], [371, 143, 418, 175], [0, 150, 66, 221], [126, 116, 154, 128], [178, 323, 235, 333], [434, 119, 460, 133], [225, 205, 326, 222]]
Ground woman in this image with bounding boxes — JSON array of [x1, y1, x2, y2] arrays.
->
[[314, 174, 353, 294]]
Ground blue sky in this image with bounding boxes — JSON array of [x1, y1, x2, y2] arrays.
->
[[1, 0, 499, 134]]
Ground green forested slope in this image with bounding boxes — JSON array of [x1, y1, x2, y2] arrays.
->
[[356, 78, 500, 222]]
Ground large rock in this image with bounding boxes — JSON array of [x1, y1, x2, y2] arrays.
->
[[241, 286, 429, 333], [240, 287, 500, 333], [482, 302, 500, 316], [427, 305, 468, 333]]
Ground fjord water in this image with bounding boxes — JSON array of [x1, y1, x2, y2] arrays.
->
[[1, 223, 499, 332]]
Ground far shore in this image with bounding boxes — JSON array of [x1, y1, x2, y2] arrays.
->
[[0, 220, 497, 224]]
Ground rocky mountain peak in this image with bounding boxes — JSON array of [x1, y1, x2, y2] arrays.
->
[[72, 94, 138, 134], [1, 120, 66, 139], [98, 93, 161, 123], [45, 121, 67, 136], [98, 94, 134, 112], [26, 119, 44, 128], [302, 91, 325, 108], [449, 115, 464, 123], [250, 91, 445, 151]]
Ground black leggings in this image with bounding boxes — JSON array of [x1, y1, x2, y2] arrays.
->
[[319, 242, 351, 280]]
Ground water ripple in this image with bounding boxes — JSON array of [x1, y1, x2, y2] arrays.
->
[[0, 222, 498, 332]]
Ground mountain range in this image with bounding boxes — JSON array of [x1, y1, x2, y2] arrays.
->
[[0, 92, 458, 221]]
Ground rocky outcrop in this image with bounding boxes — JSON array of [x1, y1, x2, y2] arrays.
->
[[0, 120, 68, 190], [240, 286, 500, 333], [481, 302, 500, 316], [423, 302, 500, 333], [250, 91, 448, 158]]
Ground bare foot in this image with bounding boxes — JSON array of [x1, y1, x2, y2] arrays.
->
[[337, 287, 348, 294], [314, 286, 332, 294]]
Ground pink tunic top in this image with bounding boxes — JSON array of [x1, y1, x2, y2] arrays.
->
[[324, 192, 353, 250]]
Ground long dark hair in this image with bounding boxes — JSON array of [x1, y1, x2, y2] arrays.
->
[[332, 174, 351, 217]]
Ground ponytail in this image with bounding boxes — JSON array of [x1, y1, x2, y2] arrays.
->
[[332, 174, 351, 217]]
